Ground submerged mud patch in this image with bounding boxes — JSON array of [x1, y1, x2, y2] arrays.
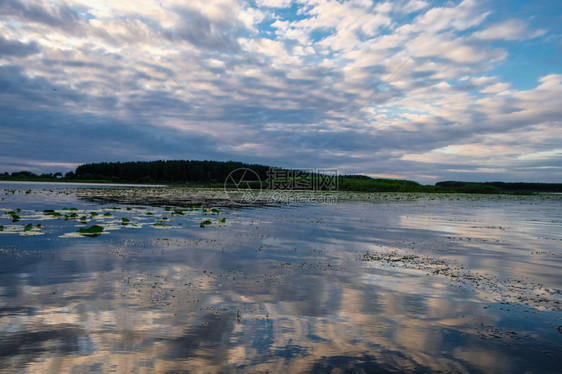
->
[[361, 251, 562, 312]]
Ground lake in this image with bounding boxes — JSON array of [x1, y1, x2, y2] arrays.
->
[[0, 183, 561, 373]]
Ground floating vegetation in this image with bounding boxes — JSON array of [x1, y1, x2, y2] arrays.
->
[[203, 208, 220, 215], [103, 212, 112, 217], [91, 212, 99, 217], [200, 219, 212, 228], [172, 209, 185, 216], [0, 225, 3, 231], [4, 210, 21, 222], [122, 218, 130, 225], [24, 224, 33, 232], [77, 225, 104, 237], [219, 217, 226, 223]]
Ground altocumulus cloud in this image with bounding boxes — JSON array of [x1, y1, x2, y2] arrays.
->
[[0, 0, 561, 182]]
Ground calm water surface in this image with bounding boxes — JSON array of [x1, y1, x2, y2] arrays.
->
[[0, 184, 561, 373]]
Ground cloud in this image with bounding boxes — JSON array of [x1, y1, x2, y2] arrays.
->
[[0, 35, 40, 57], [256, 0, 293, 8], [405, 0, 489, 34], [472, 19, 546, 41], [162, 5, 242, 51], [0, 0, 84, 31], [402, 0, 429, 14], [0, 0, 559, 183]]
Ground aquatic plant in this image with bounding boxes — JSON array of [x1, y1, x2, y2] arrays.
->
[[200, 219, 212, 228], [77, 225, 104, 237]]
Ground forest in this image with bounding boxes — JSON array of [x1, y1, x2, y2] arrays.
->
[[1, 160, 561, 194]]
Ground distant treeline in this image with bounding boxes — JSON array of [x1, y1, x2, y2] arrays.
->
[[0, 171, 64, 181], [1, 161, 561, 194], [72, 160, 274, 184], [338, 175, 429, 192], [435, 181, 562, 194]]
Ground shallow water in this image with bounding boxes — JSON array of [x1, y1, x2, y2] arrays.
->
[[0, 184, 561, 373]]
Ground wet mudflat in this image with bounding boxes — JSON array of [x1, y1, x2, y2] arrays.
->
[[0, 182, 561, 373]]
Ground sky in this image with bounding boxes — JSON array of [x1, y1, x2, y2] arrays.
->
[[0, 0, 561, 183]]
